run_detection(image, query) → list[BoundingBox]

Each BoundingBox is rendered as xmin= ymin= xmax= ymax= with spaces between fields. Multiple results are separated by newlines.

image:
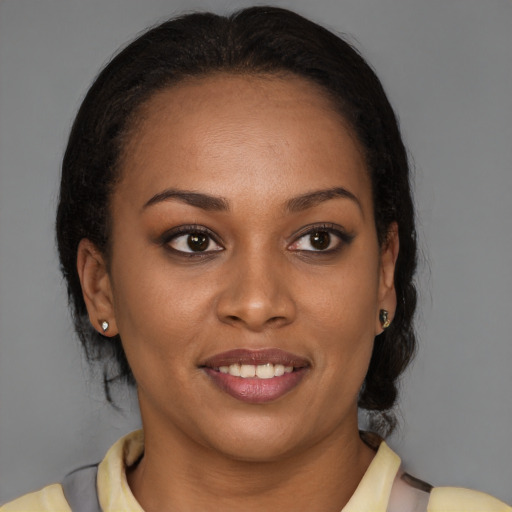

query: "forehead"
xmin=136 ymin=72 xmax=340 ymax=127
xmin=117 ymin=73 xmax=371 ymax=211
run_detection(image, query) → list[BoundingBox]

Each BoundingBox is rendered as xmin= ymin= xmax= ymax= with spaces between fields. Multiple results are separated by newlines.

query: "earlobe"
xmin=76 ymin=239 xmax=118 ymax=336
xmin=376 ymin=223 xmax=399 ymax=333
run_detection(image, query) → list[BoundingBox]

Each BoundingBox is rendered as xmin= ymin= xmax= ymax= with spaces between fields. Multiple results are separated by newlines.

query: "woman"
xmin=2 ymin=6 xmax=510 ymax=511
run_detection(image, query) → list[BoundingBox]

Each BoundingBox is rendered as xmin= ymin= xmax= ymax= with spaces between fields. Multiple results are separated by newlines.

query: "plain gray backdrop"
xmin=0 ymin=0 xmax=511 ymax=505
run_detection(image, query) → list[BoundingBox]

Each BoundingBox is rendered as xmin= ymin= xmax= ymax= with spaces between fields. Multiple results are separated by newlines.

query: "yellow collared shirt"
xmin=2 ymin=430 xmax=510 ymax=511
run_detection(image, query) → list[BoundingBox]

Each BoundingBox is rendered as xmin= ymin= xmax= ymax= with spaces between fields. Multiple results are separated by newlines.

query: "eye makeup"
xmin=154 ymin=220 xmax=355 ymax=265
xmin=288 ymin=222 xmax=355 ymax=255
xmin=157 ymin=224 xmax=224 ymax=259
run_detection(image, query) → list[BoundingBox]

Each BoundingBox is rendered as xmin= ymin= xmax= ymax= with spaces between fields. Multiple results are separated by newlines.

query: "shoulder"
xmin=0 ymin=483 xmax=71 ymax=512
xmin=428 ymin=486 xmax=512 ymax=512
xmin=0 ymin=430 xmax=144 ymax=512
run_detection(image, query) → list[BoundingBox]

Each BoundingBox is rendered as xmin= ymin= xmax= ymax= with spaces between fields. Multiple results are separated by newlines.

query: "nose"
xmin=215 ymin=251 xmax=296 ymax=332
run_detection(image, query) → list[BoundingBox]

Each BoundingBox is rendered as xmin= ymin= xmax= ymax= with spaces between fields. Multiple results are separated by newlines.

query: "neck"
xmin=128 ymin=413 xmax=375 ymax=512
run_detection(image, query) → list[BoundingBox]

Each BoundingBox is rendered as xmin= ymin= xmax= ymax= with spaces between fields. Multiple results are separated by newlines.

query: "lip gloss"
xmin=201 ymin=348 xmax=310 ymax=404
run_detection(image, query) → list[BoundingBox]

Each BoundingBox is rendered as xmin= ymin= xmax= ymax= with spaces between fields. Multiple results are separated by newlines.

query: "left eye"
xmin=168 ymin=232 xmax=223 ymax=253
xmin=289 ymin=229 xmax=345 ymax=252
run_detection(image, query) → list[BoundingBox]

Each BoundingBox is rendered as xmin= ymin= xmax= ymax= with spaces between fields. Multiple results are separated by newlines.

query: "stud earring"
xmin=100 ymin=320 xmax=109 ymax=333
xmin=379 ymin=309 xmax=391 ymax=329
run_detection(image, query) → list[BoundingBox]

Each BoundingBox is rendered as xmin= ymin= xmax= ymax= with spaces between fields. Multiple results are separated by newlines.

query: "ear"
xmin=376 ymin=222 xmax=399 ymax=334
xmin=76 ymin=239 xmax=118 ymax=336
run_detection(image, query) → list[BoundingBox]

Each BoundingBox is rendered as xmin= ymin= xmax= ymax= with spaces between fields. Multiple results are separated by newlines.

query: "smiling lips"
xmin=220 ymin=363 xmax=294 ymax=378
xmin=201 ymin=349 xmax=309 ymax=404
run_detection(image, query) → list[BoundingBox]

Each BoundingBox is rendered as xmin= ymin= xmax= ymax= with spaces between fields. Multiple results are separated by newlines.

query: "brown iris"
xmin=187 ymin=233 xmax=209 ymax=251
xmin=310 ymin=231 xmax=331 ymax=250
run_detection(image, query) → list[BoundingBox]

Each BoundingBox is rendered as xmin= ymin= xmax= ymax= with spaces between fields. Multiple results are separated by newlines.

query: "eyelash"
xmin=159 ymin=225 xmax=224 ymax=259
xmin=158 ymin=223 xmax=353 ymax=258
xmin=289 ymin=223 xmax=354 ymax=255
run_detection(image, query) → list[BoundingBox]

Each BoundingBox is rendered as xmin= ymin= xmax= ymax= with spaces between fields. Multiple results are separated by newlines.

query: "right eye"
xmin=163 ymin=227 xmax=224 ymax=255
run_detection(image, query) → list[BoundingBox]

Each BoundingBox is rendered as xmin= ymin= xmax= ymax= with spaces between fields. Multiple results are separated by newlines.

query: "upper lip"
xmin=201 ymin=348 xmax=310 ymax=369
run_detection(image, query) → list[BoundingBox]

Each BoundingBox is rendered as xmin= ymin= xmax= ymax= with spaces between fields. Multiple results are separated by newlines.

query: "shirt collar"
xmin=97 ymin=429 xmax=400 ymax=512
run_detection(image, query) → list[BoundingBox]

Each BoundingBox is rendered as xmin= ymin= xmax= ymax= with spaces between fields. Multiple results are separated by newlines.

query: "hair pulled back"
xmin=56 ymin=6 xmax=417 ymax=434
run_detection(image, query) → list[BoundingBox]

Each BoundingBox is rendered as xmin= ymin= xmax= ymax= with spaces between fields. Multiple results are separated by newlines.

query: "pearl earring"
xmin=100 ymin=320 xmax=109 ymax=333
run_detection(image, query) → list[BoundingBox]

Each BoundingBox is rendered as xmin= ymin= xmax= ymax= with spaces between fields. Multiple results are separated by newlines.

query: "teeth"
xmin=274 ymin=364 xmax=285 ymax=376
xmin=221 ymin=363 xmax=294 ymax=378
xmin=229 ymin=363 xmax=241 ymax=376
xmin=240 ymin=364 xmax=256 ymax=378
xmin=256 ymin=363 xmax=274 ymax=379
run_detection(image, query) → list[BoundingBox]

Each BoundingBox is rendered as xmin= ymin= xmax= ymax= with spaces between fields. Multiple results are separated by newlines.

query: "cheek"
xmin=299 ymin=253 xmax=380 ymax=334
xmin=311 ymin=299 xmax=376 ymax=416
xmin=108 ymin=250 xmax=216 ymax=376
xmin=313 ymin=295 xmax=376 ymax=377
xmin=299 ymin=251 xmax=380 ymax=381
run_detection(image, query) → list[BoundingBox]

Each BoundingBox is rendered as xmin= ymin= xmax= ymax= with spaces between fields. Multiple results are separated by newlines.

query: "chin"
xmin=197 ymin=414 xmax=314 ymax=463
xmin=210 ymin=437 xmax=301 ymax=463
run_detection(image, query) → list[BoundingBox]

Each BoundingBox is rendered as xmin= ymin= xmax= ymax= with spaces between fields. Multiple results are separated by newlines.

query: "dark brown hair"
xmin=56 ymin=6 xmax=417 ymax=434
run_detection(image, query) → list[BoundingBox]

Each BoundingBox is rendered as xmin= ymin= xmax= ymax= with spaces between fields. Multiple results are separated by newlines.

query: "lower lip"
xmin=203 ymin=368 xmax=308 ymax=404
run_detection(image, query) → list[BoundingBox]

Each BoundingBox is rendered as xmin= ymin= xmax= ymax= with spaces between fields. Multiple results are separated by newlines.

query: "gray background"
xmin=1 ymin=0 xmax=511 ymax=505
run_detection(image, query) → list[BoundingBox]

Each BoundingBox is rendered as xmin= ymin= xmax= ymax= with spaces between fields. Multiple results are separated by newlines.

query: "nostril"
xmin=267 ymin=316 xmax=287 ymax=326
xmin=221 ymin=313 xmax=290 ymax=330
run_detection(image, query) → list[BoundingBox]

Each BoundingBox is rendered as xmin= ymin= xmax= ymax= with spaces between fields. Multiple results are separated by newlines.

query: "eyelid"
xmin=158 ymin=224 xmax=224 ymax=255
xmin=288 ymin=223 xmax=354 ymax=252
xmin=156 ymin=223 xmax=352 ymax=256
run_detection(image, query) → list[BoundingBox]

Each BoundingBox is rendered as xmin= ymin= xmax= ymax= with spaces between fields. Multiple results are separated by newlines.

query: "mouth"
xmin=218 ymin=362 xmax=295 ymax=378
xmin=200 ymin=349 xmax=310 ymax=404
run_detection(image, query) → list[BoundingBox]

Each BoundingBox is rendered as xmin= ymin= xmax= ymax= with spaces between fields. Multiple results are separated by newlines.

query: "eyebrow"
xmin=143 ymin=189 xmax=230 ymax=212
xmin=142 ymin=186 xmax=361 ymax=214
xmin=285 ymin=187 xmax=362 ymax=213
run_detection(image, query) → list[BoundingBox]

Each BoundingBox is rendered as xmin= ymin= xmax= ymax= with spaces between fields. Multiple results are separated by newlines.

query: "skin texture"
xmin=77 ymin=74 xmax=399 ymax=512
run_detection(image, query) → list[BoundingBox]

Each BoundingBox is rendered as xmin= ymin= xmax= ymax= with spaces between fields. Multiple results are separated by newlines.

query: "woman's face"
xmin=80 ymin=74 xmax=397 ymax=461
